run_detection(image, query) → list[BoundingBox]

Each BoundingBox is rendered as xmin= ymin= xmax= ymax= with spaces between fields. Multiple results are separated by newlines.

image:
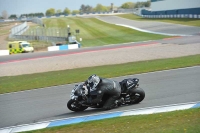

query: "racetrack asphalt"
xmin=1 ymin=35 xmax=200 ymax=63
xmin=97 ymin=16 xmax=200 ymax=35
xmin=0 ymin=66 xmax=200 ymax=128
xmin=1 ymin=17 xmax=200 ymax=77
xmin=0 ymin=36 xmax=200 ymax=77
xmin=0 ymin=16 xmax=200 ymax=129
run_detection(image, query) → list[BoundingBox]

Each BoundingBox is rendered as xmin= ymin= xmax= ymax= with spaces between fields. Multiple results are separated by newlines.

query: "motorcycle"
xmin=67 ymin=78 xmax=145 ymax=112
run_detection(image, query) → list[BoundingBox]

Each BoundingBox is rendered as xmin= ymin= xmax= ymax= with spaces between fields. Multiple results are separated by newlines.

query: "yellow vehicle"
xmin=7 ymin=41 xmax=34 ymax=54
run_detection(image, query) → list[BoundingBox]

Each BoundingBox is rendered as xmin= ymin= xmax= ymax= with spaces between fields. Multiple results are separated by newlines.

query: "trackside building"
xmin=142 ymin=0 xmax=200 ymax=18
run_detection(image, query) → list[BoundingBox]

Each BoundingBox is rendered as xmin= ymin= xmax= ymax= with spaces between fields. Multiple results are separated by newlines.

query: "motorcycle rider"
xmin=83 ymin=74 xmax=124 ymax=110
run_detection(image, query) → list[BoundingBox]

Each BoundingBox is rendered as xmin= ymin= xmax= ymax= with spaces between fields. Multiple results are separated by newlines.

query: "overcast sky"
xmin=0 ymin=0 xmax=147 ymax=15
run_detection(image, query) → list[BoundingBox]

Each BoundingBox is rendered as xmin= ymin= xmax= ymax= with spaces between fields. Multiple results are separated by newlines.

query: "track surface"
xmin=97 ymin=16 xmax=200 ymax=35
xmin=0 ymin=35 xmax=200 ymax=77
xmin=0 ymin=66 xmax=200 ymax=128
xmin=1 ymin=36 xmax=200 ymax=64
xmin=1 ymin=15 xmax=200 ymax=63
xmin=0 ymin=16 xmax=200 ymax=129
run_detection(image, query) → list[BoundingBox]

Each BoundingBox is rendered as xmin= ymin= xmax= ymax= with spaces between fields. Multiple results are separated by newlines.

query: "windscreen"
xmin=21 ymin=44 xmax=31 ymax=47
xmin=74 ymin=84 xmax=83 ymax=96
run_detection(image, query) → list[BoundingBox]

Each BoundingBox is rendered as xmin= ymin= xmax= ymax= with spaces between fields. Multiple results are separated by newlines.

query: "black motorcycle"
xmin=67 ymin=78 xmax=145 ymax=112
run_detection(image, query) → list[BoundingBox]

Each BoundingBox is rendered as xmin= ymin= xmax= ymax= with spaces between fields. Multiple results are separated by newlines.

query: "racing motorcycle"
xmin=67 ymin=78 xmax=145 ymax=112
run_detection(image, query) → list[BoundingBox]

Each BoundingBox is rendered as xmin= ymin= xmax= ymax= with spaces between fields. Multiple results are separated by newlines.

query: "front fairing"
xmin=70 ymin=84 xmax=83 ymax=100
xmin=74 ymin=87 xmax=83 ymax=96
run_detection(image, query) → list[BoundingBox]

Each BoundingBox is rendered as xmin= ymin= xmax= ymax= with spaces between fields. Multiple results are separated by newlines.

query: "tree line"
xmin=1 ymin=11 xmax=45 ymax=19
xmin=1 ymin=1 xmax=150 ymax=19
xmin=121 ymin=1 xmax=150 ymax=9
xmin=45 ymin=1 xmax=150 ymax=16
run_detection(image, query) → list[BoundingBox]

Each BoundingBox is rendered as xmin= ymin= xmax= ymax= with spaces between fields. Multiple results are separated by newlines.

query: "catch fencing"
xmin=31 ymin=17 xmax=44 ymax=26
xmin=10 ymin=12 xmax=199 ymax=44
xmin=10 ymin=21 xmax=29 ymax=35
xmin=12 ymin=35 xmax=67 ymax=42
xmin=9 ymin=18 xmax=68 ymax=42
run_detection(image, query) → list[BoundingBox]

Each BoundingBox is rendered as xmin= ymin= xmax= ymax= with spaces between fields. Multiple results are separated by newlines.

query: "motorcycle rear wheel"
xmin=129 ymin=87 xmax=145 ymax=104
xmin=67 ymin=99 xmax=88 ymax=112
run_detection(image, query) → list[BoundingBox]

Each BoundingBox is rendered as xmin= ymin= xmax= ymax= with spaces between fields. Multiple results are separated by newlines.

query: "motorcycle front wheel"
xmin=129 ymin=87 xmax=145 ymax=104
xmin=67 ymin=99 xmax=88 ymax=112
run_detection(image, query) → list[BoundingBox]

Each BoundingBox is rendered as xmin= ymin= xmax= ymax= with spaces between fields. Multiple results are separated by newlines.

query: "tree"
xmin=95 ymin=4 xmax=104 ymax=12
xmin=79 ymin=4 xmax=93 ymax=13
xmin=45 ymin=8 xmax=55 ymax=16
xmin=20 ymin=12 xmax=44 ymax=18
xmin=94 ymin=4 xmax=109 ymax=12
xmin=121 ymin=2 xmax=135 ymax=9
xmin=134 ymin=1 xmax=151 ymax=8
xmin=2 ymin=10 xmax=8 ymax=19
xmin=80 ymin=4 xmax=85 ymax=13
xmin=144 ymin=1 xmax=151 ymax=7
xmin=63 ymin=7 xmax=71 ymax=15
xmin=9 ymin=14 xmax=17 ymax=19
xmin=72 ymin=10 xmax=79 ymax=14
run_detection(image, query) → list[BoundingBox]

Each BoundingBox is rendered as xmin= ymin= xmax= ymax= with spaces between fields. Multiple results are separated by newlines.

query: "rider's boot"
xmin=115 ymin=97 xmax=125 ymax=106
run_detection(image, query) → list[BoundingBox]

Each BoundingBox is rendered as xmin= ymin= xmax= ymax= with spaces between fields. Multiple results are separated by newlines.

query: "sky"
xmin=0 ymin=0 xmax=147 ymax=16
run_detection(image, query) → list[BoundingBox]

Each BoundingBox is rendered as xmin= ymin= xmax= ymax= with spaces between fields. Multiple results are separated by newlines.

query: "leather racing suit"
xmin=85 ymin=78 xmax=121 ymax=110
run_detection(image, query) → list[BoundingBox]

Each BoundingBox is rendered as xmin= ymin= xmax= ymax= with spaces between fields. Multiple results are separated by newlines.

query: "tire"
xmin=129 ymin=87 xmax=145 ymax=104
xmin=67 ymin=99 xmax=88 ymax=112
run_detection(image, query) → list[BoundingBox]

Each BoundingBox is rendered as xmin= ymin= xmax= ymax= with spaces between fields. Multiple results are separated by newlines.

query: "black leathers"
xmin=88 ymin=78 xmax=121 ymax=110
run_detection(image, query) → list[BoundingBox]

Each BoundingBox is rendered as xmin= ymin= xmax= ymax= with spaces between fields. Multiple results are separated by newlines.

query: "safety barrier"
xmin=11 ymin=35 xmax=67 ymax=42
xmin=0 ymin=44 xmax=80 ymax=56
xmin=142 ymin=14 xmax=200 ymax=19
xmin=48 ymin=44 xmax=81 ymax=51
xmin=11 ymin=22 xmax=28 ymax=35
xmin=0 ymin=50 xmax=9 ymax=56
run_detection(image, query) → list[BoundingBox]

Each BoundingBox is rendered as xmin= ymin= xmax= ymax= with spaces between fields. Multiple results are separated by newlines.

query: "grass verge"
xmin=24 ymin=108 xmax=200 ymax=133
xmin=41 ymin=17 xmax=168 ymax=47
xmin=0 ymin=54 xmax=200 ymax=94
xmin=117 ymin=14 xmax=200 ymax=27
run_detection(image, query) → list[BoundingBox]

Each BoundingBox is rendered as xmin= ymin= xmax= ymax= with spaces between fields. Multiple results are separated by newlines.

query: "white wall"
xmin=0 ymin=50 xmax=9 ymax=56
xmin=151 ymin=0 xmax=200 ymax=11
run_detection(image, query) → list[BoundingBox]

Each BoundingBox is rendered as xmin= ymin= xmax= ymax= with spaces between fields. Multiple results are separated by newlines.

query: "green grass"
xmin=0 ymin=29 xmax=9 ymax=35
xmin=0 ymin=23 xmax=13 ymax=36
xmin=40 ymin=17 xmax=168 ymax=47
xmin=0 ymin=54 xmax=200 ymax=94
xmin=24 ymin=108 xmax=200 ymax=133
xmin=117 ymin=14 xmax=200 ymax=27
xmin=29 ymin=40 xmax=52 ymax=50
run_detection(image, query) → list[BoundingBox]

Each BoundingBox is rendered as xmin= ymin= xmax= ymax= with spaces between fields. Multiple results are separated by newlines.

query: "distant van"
xmin=7 ymin=41 xmax=34 ymax=54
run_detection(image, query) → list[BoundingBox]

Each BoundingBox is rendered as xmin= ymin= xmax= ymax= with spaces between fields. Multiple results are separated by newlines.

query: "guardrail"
xmin=142 ymin=14 xmax=200 ymax=19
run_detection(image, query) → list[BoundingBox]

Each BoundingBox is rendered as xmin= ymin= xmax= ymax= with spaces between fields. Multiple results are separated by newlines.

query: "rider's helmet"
xmin=87 ymin=74 xmax=100 ymax=88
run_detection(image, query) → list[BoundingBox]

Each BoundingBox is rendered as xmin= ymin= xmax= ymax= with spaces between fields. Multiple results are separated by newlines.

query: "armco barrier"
xmin=0 ymin=50 xmax=9 ymax=56
xmin=48 ymin=44 xmax=80 ymax=51
xmin=143 ymin=14 xmax=200 ymax=19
